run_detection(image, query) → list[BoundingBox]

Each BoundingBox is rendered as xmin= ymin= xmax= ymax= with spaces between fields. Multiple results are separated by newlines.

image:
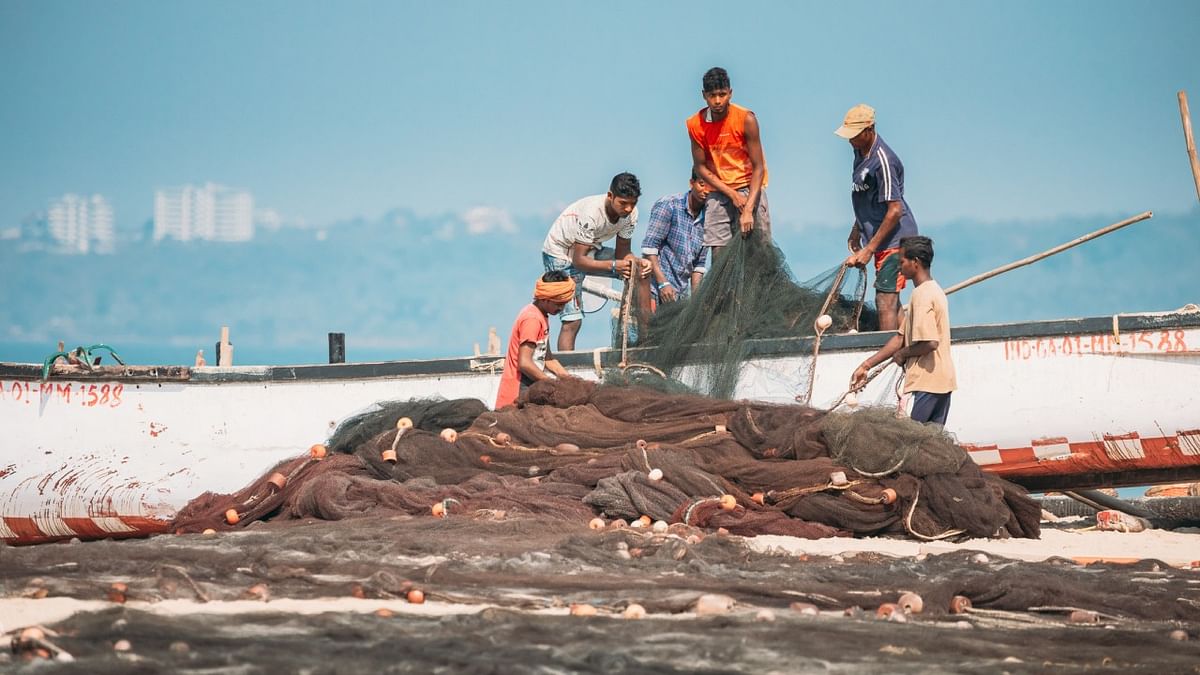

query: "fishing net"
xmin=170 ymin=379 xmax=1040 ymax=543
xmin=620 ymin=229 xmax=877 ymax=399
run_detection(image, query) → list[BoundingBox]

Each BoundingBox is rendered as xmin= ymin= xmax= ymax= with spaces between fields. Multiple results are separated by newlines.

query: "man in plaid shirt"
xmin=641 ymin=170 xmax=711 ymax=304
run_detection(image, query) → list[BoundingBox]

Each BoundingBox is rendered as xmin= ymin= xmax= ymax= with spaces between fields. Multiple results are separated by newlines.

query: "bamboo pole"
xmin=1180 ymin=91 xmax=1200 ymax=203
xmin=944 ymin=211 xmax=1153 ymax=296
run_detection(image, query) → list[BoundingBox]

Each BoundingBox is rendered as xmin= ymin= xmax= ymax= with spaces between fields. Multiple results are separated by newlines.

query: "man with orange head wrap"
xmin=494 ymin=270 xmax=578 ymax=409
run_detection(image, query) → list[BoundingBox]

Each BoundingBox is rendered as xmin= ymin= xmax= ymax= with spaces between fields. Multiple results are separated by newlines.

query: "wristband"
xmin=660 ymin=281 xmax=672 ymax=288
xmin=610 ymin=260 xmax=616 ymax=275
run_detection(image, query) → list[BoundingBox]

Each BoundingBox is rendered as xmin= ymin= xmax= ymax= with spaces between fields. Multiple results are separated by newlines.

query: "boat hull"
xmin=3 ymin=309 xmax=1199 ymax=544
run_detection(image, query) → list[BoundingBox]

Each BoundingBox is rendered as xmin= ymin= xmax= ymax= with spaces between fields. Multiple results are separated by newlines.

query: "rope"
xmin=795 ymin=264 xmax=852 ymax=405
xmin=902 ymin=484 xmax=966 ymax=541
xmin=619 ymin=268 xmax=636 ymax=367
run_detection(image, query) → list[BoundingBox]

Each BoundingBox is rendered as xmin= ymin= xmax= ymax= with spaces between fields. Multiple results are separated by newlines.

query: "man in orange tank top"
xmin=686 ymin=67 xmax=770 ymax=258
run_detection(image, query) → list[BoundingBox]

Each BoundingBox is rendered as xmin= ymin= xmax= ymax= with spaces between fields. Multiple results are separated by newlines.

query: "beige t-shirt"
xmin=898 ymin=279 xmax=957 ymax=394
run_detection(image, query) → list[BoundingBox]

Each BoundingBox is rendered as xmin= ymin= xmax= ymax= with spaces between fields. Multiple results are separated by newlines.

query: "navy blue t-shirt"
xmin=851 ymin=136 xmax=918 ymax=250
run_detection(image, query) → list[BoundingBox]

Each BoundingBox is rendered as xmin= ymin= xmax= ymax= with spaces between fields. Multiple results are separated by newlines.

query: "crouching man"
xmin=494 ymin=271 xmax=577 ymax=409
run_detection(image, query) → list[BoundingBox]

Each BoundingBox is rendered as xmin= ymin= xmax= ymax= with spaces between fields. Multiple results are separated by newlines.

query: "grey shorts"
xmin=703 ymin=188 xmax=771 ymax=247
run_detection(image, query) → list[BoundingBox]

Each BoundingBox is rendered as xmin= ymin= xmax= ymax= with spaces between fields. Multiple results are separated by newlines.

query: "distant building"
xmin=153 ymin=183 xmax=255 ymax=242
xmin=46 ymin=193 xmax=115 ymax=254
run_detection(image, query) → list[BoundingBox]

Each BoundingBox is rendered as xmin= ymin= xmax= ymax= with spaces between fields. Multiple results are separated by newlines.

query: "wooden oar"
xmin=944 ymin=211 xmax=1153 ymax=296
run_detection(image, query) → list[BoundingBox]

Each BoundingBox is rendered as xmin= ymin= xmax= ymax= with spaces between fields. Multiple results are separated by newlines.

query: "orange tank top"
xmin=686 ymin=103 xmax=768 ymax=191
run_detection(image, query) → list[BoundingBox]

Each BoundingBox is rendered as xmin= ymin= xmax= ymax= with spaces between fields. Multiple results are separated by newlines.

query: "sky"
xmin=2 ymin=1 xmax=1200 ymax=365
xmin=3 ymin=0 xmax=1200 ymax=234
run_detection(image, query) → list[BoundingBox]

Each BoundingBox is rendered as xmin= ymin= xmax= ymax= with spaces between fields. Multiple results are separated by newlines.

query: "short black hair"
xmin=609 ymin=172 xmax=641 ymax=199
xmin=703 ymin=67 xmax=730 ymax=93
xmin=541 ymin=269 xmax=570 ymax=283
xmin=900 ymin=235 xmax=934 ymax=269
xmin=690 ymin=166 xmax=701 ymax=182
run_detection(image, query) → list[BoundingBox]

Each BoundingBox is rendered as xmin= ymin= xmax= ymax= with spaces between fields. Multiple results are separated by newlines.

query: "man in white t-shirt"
xmin=541 ymin=172 xmax=652 ymax=351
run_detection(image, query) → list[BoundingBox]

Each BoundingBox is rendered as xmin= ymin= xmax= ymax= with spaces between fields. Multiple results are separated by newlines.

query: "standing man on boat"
xmin=542 ymin=172 xmax=652 ymax=351
xmin=836 ymin=103 xmax=919 ymax=332
xmin=687 ymin=67 xmax=770 ymax=258
xmin=850 ymin=236 xmax=956 ymax=425
xmin=641 ymin=169 xmax=711 ymax=306
xmin=494 ymin=271 xmax=577 ymax=409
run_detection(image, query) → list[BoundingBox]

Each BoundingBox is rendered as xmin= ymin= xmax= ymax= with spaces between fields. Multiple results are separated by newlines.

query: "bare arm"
xmin=738 ymin=112 xmax=767 ymax=234
xmin=848 ymin=201 xmax=902 ymax=266
xmin=517 ymin=343 xmax=551 ymax=382
xmin=690 ymin=270 xmax=704 ymax=295
xmin=570 ymin=241 xmax=639 ymax=279
xmin=849 ymin=333 xmax=903 ymax=389
xmin=691 ymin=138 xmax=737 ymax=202
xmin=542 ymin=342 xmax=572 ymax=379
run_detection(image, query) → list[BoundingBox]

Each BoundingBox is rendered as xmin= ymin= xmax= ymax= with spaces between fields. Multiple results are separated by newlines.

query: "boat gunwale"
xmin=1 ymin=309 xmax=1197 ymax=384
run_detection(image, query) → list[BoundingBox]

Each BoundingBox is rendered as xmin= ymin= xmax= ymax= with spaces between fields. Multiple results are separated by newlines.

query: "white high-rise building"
xmin=47 ymin=194 xmax=114 ymax=254
xmin=153 ymin=183 xmax=255 ymax=242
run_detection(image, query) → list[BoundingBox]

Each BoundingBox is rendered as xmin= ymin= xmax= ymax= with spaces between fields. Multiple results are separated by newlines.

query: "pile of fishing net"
xmin=172 ymin=379 xmax=1040 ymax=542
xmin=623 ymin=229 xmax=876 ymax=398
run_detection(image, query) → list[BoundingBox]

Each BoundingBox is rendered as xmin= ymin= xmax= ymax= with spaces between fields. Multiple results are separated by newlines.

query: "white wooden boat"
xmin=3 ymin=307 xmax=1199 ymax=545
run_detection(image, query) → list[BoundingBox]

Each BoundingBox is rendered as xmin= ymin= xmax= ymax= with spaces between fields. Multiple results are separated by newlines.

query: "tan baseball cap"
xmin=834 ymin=104 xmax=876 ymax=139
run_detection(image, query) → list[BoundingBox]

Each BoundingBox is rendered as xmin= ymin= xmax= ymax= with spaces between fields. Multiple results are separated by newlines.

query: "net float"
xmin=652 ymin=520 xmax=668 ymax=533
xmin=623 ymin=603 xmax=646 ymax=619
xmin=898 ymin=592 xmax=923 ymax=614
xmin=267 ymin=472 xmax=288 ymax=490
xmin=113 ymin=639 xmax=132 ymax=652
xmin=751 ymin=492 xmax=765 ymax=505
xmin=647 ymin=468 xmax=663 ymax=481
xmin=380 ymin=449 xmax=398 ymax=463
xmin=588 ymin=517 xmax=605 ymax=530
xmin=715 ymin=424 xmax=727 ymax=433
xmin=431 ymin=502 xmax=445 ymax=518
xmin=843 ymin=392 xmax=859 ymax=408
xmin=555 ymin=442 xmax=580 ymax=452
xmin=479 ymin=454 xmax=491 ymax=464
xmin=719 ymin=494 xmax=737 ymax=510
xmin=494 ymin=432 xmax=510 ymax=445
xmin=950 ymin=595 xmax=972 ymax=614
xmin=396 ymin=417 xmax=413 ymax=431
xmin=876 ymin=602 xmax=899 ymax=619
xmin=609 ymin=518 xmax=628 ymax=529
xmin=224 ymin=508 xmax=240 ymax=525
xmin=202 ymin=528 xmax=217 ymax=535
xmin=244 ymin=583 xmax=269 ymax=601
xmin=1069 ymin=610 xmax=1100 ymax=624
xmin=881 ymin=488 xmax=898 ymax=505
xmin=1169 ymin=629 xmax=1189 ymax=641
xmin=636 ymin=439 xmax=647 ymax=450
xmin=309 ymin=444 xmax=327 ymax=460
xmin=440 ymin=428 xmax=458 ymax=443
xmin=406 ymin=589 xmax=425 ymax=604
xmin=830 ymin=471 xmax=849 ymax=487
xmin=569 ymin=603 xmax=597 ymax=617
xmin=374 ymin=607 xmax=395 ymax=618
xmin=108 ymin=582 xmax=128 ymax=604
xmin=815 ymin=314 xmax=833 ymax=331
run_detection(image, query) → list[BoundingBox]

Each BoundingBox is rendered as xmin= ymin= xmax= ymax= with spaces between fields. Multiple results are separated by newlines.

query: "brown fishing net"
xmin=171 ymin=379 xmax=1040 ymax=543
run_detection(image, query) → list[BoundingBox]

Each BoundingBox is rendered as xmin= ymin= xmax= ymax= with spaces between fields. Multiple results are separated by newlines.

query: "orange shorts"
xmin=874 ymin=248 xmax=906 ymax=292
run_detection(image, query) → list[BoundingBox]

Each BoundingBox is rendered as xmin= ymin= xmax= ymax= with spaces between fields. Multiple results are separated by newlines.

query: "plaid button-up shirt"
xmin=640 ymin=192 xmax=707 ymax=298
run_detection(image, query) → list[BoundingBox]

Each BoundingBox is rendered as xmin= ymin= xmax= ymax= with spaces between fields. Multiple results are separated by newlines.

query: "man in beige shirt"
xmin=850 ymin=236 xmax=956 ymax=425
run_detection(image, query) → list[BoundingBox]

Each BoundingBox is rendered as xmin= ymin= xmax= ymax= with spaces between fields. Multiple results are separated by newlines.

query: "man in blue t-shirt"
xmin=835 ymin=104 xmax=919 ymax=331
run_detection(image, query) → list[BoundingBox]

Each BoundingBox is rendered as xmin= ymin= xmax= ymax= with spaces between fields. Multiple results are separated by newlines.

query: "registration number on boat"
xmin=0 ymin=380 xmax=124 ymax=408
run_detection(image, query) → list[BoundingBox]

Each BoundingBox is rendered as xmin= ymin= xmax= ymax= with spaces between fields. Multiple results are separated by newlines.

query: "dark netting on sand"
xmin=171 ymin=379 xmax=1040 ymax=543
xmin=620 ymin=229 xmax=877 ymax=399
xmin=4 ymin=516 xmax=1198 ymax=672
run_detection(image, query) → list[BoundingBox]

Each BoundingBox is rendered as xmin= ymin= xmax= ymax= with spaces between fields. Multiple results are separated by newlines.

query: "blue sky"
xmin=3 ymin=0 xmax=1199 ymax=231
xmin=2 ymin=1 xmax=1200 ymax=363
